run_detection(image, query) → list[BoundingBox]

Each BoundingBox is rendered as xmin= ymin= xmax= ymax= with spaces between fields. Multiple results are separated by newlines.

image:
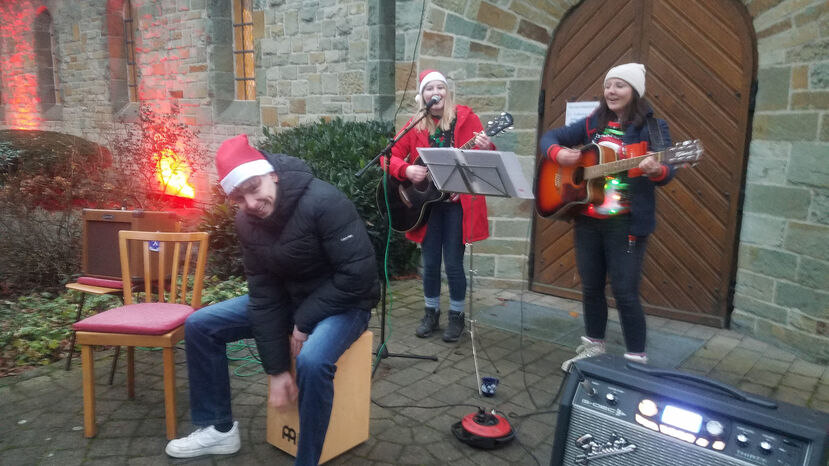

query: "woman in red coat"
xmin=384 ymin=69 xmax=492 ymax=342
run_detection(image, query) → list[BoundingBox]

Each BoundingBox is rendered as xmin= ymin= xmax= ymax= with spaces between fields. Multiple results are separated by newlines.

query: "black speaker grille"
xmin=563 ymin=405 xmax=769 ymax=466
xmin=85 ymin=221 xmax=130 ymax=278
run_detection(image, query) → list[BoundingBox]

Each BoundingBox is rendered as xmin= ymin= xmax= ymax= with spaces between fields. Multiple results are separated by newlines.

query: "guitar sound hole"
xmin=413 ymin=180 xmax=430 ymax=192
xmin=573 ymin=167 xmax=584 ymax=185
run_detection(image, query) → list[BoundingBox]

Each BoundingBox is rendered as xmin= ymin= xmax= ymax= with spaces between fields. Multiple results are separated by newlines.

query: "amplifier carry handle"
xmin=627 ymin=363 xmax=778 ymax=409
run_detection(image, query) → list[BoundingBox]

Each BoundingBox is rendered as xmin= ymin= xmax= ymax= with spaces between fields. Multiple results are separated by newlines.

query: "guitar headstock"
xmin=664 ymin=140 xmax=704 ymax=166
xmin=485 ymin=112 xmax=514 ymax=138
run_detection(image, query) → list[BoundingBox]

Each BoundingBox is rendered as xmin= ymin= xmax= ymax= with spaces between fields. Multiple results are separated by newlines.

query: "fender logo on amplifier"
xmin=574 ymin=432 xmax=636 ymax=465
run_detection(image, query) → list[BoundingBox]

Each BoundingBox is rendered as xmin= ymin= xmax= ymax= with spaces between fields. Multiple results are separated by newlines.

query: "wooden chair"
xmin=65 ymin=220 xmax=181 ymax=373
xmin=73 ymin=230 xmax=209 ymax=440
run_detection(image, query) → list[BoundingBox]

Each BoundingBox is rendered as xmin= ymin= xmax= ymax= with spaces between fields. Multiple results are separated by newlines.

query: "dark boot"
xmin=443 ymin=311 xmax=465 ymax=342
xmin=415 ymin=307 xmax=440 ymax=338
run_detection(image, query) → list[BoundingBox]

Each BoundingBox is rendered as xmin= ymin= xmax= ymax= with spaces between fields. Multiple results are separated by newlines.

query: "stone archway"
xmin=530 ymin=0 xmax=756 ymax=327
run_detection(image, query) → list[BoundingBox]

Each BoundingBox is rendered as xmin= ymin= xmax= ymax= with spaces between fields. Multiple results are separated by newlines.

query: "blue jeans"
xmin=421 ymin=202 xmax=466 ymax=307
xmin=184 ymin=295 xmax=369 ymax=465
xmin=573 ymin=215 xmax=648 ymax=353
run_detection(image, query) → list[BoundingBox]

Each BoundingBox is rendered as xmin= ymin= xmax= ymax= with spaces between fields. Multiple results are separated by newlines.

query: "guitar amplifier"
xmin=551 ymin=354 xmax=829 ymax=466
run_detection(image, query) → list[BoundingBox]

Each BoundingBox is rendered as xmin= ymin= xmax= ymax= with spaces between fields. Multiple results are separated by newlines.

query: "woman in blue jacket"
xmin=539 ymin=63 xmax=676 ymax=372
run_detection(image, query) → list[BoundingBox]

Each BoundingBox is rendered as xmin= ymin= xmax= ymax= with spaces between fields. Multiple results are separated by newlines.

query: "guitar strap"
xmin=646 ymin=117 xmax=668 ymax=152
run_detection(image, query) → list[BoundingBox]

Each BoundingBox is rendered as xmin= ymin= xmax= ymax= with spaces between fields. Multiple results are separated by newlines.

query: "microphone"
xmin=424 ymin=95 xmax=441 ymax=110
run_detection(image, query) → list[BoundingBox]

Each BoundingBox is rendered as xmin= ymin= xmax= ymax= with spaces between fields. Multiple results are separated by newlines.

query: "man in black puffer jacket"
xmin=165 ymin=134 xmax=379 ymax=465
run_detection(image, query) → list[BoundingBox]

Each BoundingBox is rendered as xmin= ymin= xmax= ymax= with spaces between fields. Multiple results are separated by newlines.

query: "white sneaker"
xmin=624 ymin=352 xmax=648 ymax=364
xmin=561 ymin=336 xmax=606 ymax=372
xmin=165 ymin=421 xmax=241 ymax=458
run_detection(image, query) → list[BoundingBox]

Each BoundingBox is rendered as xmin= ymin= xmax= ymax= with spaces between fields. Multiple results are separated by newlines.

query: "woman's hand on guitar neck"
xmin=473 ymin=132 xmax=492 ymax=149
xmin=556 ymin=147 xmax=581 ymax=166
xmin=406 ymin=164 xmax=428 ymax=183
xmin=639 ymin=155 xmax=663 ymax=177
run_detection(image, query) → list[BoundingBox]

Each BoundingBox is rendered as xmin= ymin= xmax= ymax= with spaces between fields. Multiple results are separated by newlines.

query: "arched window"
xmin=0 ymin=35 xmax=4 ymax=123
xmin=34 ymin=7 xmax=60 ymax=111
xmin=124 ymin=0 xmax=138 ymax=102
xmin=207 ymin=0 xmax=259 ymax=125
xmin=232 ymin=0 xmax=255 ymax=100
xmin=0 ymin=35 xmax=4 ymax=107
xmin=106 ymin=0 xmax=139 ymax=117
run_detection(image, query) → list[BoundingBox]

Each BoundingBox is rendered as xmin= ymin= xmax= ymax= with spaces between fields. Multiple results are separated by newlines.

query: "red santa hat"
xmin=415 ymin=69 xmax=447 ymax=104
xmin=215 ymin=134 xmax=274 ymax=194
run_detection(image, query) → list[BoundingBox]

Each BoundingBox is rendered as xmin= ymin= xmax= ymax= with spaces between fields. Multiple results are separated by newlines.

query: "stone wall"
xmin=0 ymin=0 xmax=395 ymax=145
xmin=731 ymin=0 xmax=829 ymax=362
xmin=0 ymin=0 xmax=395 ymax=199
xmin=394 ymin=0 xmax=561 ymax=288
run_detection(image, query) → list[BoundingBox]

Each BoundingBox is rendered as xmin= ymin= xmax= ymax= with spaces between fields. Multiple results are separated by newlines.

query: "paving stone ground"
xmin=1 ymin=279 xmax=827 ymax=465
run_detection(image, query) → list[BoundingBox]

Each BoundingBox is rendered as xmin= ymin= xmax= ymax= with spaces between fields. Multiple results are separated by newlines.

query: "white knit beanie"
xmin=605 ymin=63 xmax=646 ymax=97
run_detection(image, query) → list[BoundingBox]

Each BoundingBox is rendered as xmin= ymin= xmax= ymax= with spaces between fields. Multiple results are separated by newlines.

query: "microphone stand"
xmin=357 ymin=98 xmax=440 ymax=177
xmin=356 ymin=107 xmax=439 ymax=377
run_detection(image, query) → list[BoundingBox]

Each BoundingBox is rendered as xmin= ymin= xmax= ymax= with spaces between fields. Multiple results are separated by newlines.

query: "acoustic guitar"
xmin=378 ymin=112 xmax=513 ymax=232
xmin=534 ymin=140 xmax=703 ymax=220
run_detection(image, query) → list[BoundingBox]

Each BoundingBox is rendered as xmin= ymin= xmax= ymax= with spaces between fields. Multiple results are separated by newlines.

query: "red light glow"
xmin=0 ymin=2 xmax=42 ymax=130
xmin=156 ymin=148 xmax=195 ymax=199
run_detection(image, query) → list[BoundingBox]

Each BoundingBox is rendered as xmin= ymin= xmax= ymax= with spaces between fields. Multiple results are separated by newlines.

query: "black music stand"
xmin=417 ymin=147 xmax=533 ymax=394
xmin=416 ymin=148 xmax=534 ymax=200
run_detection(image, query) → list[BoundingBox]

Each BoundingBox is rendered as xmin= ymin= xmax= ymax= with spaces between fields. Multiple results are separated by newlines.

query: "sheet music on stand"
xmin=416 ymin=147 xmax=534 ymax=199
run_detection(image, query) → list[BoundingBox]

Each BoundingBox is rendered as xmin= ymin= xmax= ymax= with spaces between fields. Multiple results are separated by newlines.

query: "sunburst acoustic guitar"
xmin=534 ymin=140 xmax=703 ymax=221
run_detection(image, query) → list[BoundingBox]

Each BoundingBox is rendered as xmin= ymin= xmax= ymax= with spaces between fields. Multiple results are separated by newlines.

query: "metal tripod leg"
xmin=468 ymin=242 xmax=483 ymax=396
xmin=372 ymin=281 xmax=438 ymax=378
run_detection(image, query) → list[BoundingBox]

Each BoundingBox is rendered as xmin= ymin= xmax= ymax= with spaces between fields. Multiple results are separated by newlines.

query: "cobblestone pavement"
xmin=1 ymin=279 xmax=827 ymax=465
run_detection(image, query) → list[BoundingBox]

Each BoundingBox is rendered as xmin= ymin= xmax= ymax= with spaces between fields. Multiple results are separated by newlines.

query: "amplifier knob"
xmin=759 ymin=441 xmax=773 ymax=455
xmin=605 ymin=393 xmax=618 ymax=405
xmin=638 ymin=399 xmax=658 ymax=417
xmin=736 ymin=433 xmax=750 ymax=447
xmin=705 ymin=420 xmax=724 ymax=437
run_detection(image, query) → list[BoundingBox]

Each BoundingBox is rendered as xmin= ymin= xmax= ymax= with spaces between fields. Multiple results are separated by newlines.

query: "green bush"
xmin=105 ymin=103 xmax=210 ymax=210
xmin=0 ymin=290 xmax=119 ymax=375
xmin=0 ymin=107 xmax=210 ymax=297
xmin=0 ymin=131 xmax=114 ymax=297
xmin=0 ymin=277 xmax=247 ymax=376
xmin=198 ymin=185 xmax=245 ymax=279
xmin=0 ymin=130 xmax=115 ymax=210
xmin=260 ymin=118 xmax=419 ymax=278
xmin=200 ymin=276 xmax=248 ymax=305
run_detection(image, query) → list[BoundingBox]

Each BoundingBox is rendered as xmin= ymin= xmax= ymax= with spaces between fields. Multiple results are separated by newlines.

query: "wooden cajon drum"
xmin=266 ymin=330 xmax=372 ymax=464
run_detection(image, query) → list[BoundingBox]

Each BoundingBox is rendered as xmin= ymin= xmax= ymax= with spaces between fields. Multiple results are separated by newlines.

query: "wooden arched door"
xmin=530 ymin=0 xmax=756 ymax=327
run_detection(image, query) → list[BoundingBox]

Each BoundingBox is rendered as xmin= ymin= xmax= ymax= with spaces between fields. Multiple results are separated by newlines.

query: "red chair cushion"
xmin=76 ymin=276 xmax=125 ymax=289
xmin=73 ymin=303 xmax=194 ymax=335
